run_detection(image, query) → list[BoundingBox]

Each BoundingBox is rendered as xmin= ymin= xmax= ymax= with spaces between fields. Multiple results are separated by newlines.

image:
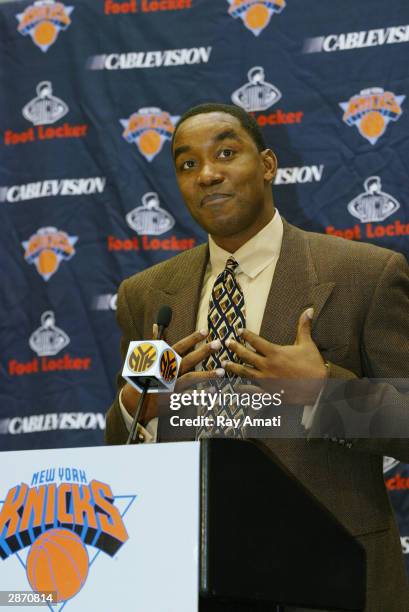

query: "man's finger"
xmin=175 ymin=369 xmax=225 ymax=392
xmin=222 ymin=361 xmax=260 ymax=379
xmin=225 ymin=338 xmax=264 ymax=369
xmin=295 ymin=308 xmax=314 ymax=345
xmin=173 ymin=329 xmax=208 ymax=356
xmin=239 ymin=329 xmax=276 ymax=355
xmin=179 ymin=339 xmax=221 ymax=375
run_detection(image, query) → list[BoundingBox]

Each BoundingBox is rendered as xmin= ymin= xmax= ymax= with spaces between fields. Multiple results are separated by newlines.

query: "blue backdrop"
xmin=0 ymin=0 xmax=408 ymax=574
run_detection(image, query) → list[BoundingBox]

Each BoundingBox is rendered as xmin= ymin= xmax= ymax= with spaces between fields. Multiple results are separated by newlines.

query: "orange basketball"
xmin=26 ymin=529 xmax=89 ymax=603
xmin=36 ymin=249 xmax=58 ymax=277
xmin=360 ymin=111 xmax=385 ymax=139
xmin=33 ymin=21 xmax=57 ymax=48
xmin=139 ymin=130 xmax=161 ymax=156
xmin=245 ymin=4 xmax=269 ymax=30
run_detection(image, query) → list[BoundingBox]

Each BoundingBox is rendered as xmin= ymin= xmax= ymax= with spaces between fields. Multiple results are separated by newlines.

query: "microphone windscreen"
xmin=157 ymin=305 xmax=172 ymax=328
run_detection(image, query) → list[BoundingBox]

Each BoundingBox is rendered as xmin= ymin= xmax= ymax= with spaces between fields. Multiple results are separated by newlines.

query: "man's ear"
xmin=261 ymin=149 xmax=277 ymax=182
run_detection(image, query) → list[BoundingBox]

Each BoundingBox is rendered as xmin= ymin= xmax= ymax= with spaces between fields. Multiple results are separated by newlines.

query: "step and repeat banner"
xmin=0 ymin=0 xmax=408 ymax=573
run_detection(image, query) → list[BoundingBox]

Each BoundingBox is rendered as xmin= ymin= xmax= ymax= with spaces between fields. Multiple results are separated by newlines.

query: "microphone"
xmin=125 ymin=306 xmax=180 ymax=444
xmin=157 ymin=305 xmax=172 ymax=339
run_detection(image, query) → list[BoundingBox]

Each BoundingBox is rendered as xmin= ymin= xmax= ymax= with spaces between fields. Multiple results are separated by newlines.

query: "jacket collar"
xmin=147 ymin=219 xmax=334 ymax=346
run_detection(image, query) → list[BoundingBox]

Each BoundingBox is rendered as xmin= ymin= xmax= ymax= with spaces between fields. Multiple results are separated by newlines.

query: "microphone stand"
xmin=125 ymin=319 xmax=168 ymax=445
xmin=126 ymin=381 xmax=151 ymax=445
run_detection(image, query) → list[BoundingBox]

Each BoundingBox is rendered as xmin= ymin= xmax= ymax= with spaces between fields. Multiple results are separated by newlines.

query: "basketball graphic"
xmin=359 ymin=111 xmax=385 ymax=140
xmin=16 ymin=1 xmax=74 ymax=53
xmin=22 ymin=227 xmax=78 ymax=281
xmin=120 ymin=107 xmax=179 ymax=162
xmin=26 ymin=528 xmax=89 ymax=602
xmin=339 ymin=88 xmax=405 ymax=145
xmin=245 ymin=4 xmax=269 ymax=31
xmin=227 ymin=0 xmax=286 ymax=36
xmin=139 ymin=130 xmax=162 ymax=158
xmin=37 ymin=249 xmax=58 ymax=279
xmin=32 ymin=21 xmax=58 ymax=49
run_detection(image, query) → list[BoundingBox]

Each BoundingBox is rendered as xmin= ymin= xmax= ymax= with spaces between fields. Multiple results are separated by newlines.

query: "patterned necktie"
xmin=199 ymin=257 xmax=246 ymax=438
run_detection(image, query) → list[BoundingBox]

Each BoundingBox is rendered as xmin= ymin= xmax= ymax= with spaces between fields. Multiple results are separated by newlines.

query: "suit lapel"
xmin=259 ymin=220 xmax=334 ymax=345
xmin=146 ymin=220 xmax=335 ymax=347
xmin=145 ymin=244 xmax=209 ymax=345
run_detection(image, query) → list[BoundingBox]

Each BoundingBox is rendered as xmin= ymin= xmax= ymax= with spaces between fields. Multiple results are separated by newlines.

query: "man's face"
xmin=172 ymin=112 xmax=276 ymax=239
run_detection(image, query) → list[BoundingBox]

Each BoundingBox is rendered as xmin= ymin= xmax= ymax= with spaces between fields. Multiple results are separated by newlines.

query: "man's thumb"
xmin=296 ymin=308 xmax=314 ymax=344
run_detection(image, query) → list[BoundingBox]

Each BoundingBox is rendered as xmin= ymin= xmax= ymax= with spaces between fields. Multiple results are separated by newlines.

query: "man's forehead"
xmin=173 ymin=112 xmax=248 ymax=147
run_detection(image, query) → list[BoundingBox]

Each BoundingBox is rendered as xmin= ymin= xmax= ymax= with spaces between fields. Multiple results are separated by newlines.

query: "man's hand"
xmin=120 ymin=328 xmax=224 ymax=422
xmin=173 ymin=330 xmax=224 ymax=391
xmin=222 ymin=308 xmax=328 ymax=404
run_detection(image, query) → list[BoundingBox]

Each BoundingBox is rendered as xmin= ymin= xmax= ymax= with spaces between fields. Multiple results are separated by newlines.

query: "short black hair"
xmin=172 ymin=102 xmax=266 ymax=153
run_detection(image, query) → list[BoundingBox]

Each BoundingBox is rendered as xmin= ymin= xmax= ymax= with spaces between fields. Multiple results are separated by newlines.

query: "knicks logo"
xmin=227 ymin=0 xmax=286 ymax=36
xmin=0 ymin=470 xmax=135 ymax=605
xmin=339 ymin=87 xmax=405 ymax=145
xmin=128 ymin=343 xmax=157 ymax=372
xmin=16 ymin=1 xmax=74 ymax=53
xmin=120 ymin=107 xmax=179 ymax=162
xmin=160 ymin=349 xmax=177 ymax=383
xmin=22 ymin=227 xmax=78 ymax=281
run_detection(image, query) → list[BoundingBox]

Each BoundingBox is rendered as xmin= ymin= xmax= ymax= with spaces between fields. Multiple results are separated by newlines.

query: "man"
xmin=106 ymin=103 xmax=409 ymax=611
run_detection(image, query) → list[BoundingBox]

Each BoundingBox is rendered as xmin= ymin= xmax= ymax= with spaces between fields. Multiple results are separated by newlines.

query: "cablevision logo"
xmin=16 ymin=1 xmax=74 ymax=52
xmin=226 ymin=0 xmax=286 ymax=37
xmin=0 ymin=413 xmax=105 ymax=435
xmin=86 ymin=46 xmax=211 ymax=70
xmin=303 ymin=24 xmax=409 ymax=54
xmin=0 ymin=467 xmax=135 ymax=608
xmin=0 ymin=178 xmax=105 ymax=203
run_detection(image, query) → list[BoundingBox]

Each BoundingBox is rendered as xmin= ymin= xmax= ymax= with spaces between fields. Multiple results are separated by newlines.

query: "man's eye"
xmin=181 ymin=160 xmax=195 ymax=170
xmin=218 ymin=149 xmax=234 ymax=159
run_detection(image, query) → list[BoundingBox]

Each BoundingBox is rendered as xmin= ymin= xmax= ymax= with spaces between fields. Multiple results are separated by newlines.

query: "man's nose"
xmin=197 ymin=162 xmax=223 ymax=187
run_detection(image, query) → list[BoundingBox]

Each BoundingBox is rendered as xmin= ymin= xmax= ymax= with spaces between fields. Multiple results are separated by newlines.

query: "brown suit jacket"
xmin=106 ymin=220 xmax=409 ymax=611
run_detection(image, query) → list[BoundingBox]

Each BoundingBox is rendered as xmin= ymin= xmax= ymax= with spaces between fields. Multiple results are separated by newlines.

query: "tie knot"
xmin=225 ymin=257 xmax=239 ymax=273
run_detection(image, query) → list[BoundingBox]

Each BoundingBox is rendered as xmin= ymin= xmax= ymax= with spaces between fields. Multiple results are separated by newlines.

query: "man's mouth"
xmin=201 ymin=193 xmax=233 ymax=207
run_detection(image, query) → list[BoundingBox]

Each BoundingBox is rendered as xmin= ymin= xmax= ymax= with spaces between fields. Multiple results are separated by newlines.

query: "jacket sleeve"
xmin=309 ymin=252 xmax=409 ymax=463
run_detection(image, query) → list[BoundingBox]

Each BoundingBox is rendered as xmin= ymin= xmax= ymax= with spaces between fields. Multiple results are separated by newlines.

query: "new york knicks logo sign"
xmin=22 ymin=227 xmax=78 ymax=281
xmin=120 ymin=107 xmax=179 ymax=162
xmin=160 ymin=349 xmax=177 ymax=383
xmin=0 ymin=466 xmax=135 ymax=609
xmin=339 ymin=87 xmax=405 ymax=145
xmin=128 ymin=343 xmax=157 ymax=372
xmin=226 ymin=0 xmax=286 ymax=36
xmin=16 ymin=1 xmax=74 ymax=53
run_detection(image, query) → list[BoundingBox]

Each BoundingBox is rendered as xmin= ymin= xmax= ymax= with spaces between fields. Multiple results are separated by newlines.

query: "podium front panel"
xmin=0 ymin=442 xmax=200 ymax=612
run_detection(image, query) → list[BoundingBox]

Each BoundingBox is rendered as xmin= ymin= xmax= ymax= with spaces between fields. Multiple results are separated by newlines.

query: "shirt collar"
xmin=208 ymin=210 xmax=283 ymax=279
